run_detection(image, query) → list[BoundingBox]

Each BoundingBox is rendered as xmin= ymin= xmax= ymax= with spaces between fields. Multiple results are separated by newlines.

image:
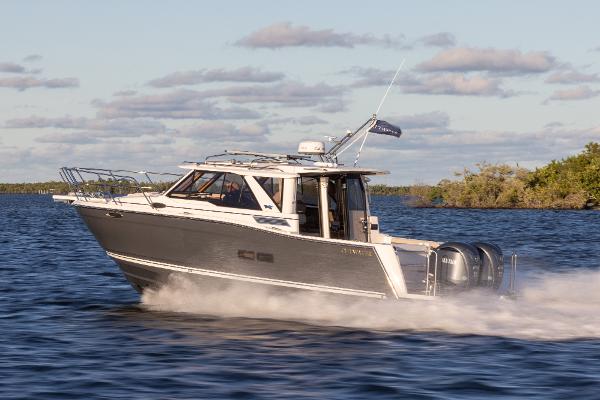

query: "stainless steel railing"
xmin=59 ymin=167 xmax=182 ymax=207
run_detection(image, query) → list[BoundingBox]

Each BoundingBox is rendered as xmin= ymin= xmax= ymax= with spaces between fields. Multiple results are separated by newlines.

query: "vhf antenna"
xmin=375 ymin=59 xmax=405 ymax=116
xmin=353 ymin=59 xmax=405 ymax=166
xmin=324 ymin=59 xmax=406 ymax=164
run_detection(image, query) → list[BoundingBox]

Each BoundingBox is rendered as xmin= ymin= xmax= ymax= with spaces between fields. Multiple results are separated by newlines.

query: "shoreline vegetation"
xmin=373 ymin=142 xmax=600 ymax=209
xmin=1 ymin=142 xmax=598 ymax=210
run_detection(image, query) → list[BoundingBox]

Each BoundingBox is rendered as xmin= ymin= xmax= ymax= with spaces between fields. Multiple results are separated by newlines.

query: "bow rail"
xmin=59 ymin=167 xmax=182 ymax=206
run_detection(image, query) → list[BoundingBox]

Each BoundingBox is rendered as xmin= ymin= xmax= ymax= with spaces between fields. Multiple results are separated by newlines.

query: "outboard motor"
xmin=431 ymin=242 xmax=481 ymax=292
xmin=472 ymin=242 xmax=504 ymax=289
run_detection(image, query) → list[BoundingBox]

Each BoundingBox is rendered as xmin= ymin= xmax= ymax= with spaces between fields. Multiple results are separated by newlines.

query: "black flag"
xmin=368 ymin=120 xmax=402 ymax=138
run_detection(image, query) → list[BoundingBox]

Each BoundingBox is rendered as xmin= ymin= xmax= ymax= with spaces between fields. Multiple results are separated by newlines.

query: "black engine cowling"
xmin=472 ymin=242 xmax=504 ymax=289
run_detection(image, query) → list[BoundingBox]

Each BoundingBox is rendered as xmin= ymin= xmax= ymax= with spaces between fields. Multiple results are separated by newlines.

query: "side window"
xmin=199 ymin=173 xmax=225 ymax=194
xmin=256 ymin=177 xmax=284 ymax=210
xmin=168 ymin=171 xmax=260 ymax=210
xmin=220 ymin=173 xmax=260 ymax=210
xmin=168 ymin=171 xmax=222 ymax=199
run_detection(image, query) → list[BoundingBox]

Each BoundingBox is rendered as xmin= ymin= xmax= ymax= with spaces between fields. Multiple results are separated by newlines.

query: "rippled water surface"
xmin=2 ymin=195 xmax=600 ymax=399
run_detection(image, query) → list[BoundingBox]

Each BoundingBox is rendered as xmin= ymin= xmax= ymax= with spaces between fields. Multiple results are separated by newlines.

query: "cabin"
xmin=165 ymin=154 xmax=388 ymax=244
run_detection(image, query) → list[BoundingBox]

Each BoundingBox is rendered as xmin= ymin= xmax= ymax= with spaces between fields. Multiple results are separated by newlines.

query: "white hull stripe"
xmin=107 ymin=251 xmax=387 ymax=299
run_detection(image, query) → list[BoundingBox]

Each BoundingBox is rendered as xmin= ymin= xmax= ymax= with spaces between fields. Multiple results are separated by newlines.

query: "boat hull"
xmin=76 ymin=206 xmax=396 ymax=299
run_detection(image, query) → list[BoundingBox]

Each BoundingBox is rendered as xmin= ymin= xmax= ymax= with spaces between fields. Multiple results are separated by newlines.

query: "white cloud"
xmin=179 ymin=121 xmax=269 ymax=142
xmin=267 ymin=116 xmax=327 ymax=126
xmin=113 ymin=89 xmax=138 ymax=97
xmin=545 ymin=69 xmax=600 ymax=84
xmin=22 ymin=54 xmax=43 ymax=63
xmin=6 ymin=116 xmax=167 ymax=136
xmin=199 ymin=81 xmax=346 ymax=107
xmin=236 ymin=22 xmax=404 ymax=49
xmin=544 ymin=121 xmax=564 ymax=129
xmin=94 ymin=90 xmax=261 ymax=120
xmin=148 ymin=67 xmax=285 ymax=88
xmin=0 ymin=76 xmax=78 ymax=91
xmin=418 ymin=32 xmax=456 ymax=48
xmin=345 ymin=68 xmax=511 ymax=97
xmin=36 ymin=132 xmax=102 ymax=144
xmin=0 ymin=62 xmax=27 ymax=73
xmin=417 ymin=47 xmax=556 ymax=74
xmin=544 ymin=86 xmax=600 ymax=103
xmin=23 ymin=54 xmax=43 ymax=62
xmin=6 ymin=115 xmax=88 ymax=129
xmin=389 ymin=111 xmax=450 ymax=130
xmin=315 ymin=99 xmax=348 ymax=113
xmin=6 ymin=116 xmax=169 ymax=145
xmin=400 ymin=73 xmax=512 ymax=97
xmin=343 ymin=67 xmax=399 ymax=87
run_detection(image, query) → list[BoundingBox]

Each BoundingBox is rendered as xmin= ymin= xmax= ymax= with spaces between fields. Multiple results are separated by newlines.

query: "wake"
xmin=141 ymin=269 xmax=600 ymax=340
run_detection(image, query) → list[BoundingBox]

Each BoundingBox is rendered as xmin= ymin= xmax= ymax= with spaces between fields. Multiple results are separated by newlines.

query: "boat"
xmin=54 ymin=114 xmax=517 ymax=301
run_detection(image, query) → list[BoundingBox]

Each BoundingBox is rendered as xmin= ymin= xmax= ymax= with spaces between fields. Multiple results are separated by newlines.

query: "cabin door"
xmin=298 ymin=174 xmax=368 ymax=242
xmin=345 ymin=176 xmax=368 ymax=242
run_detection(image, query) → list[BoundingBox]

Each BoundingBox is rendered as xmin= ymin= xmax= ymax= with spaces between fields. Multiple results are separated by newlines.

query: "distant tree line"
xmin=0 ymin=180 xmax=174 ymax=195
xmin=368 ymin=185 xmax=411 ymax=196
xmin=0 ymin=181 xmax=71 ymax=194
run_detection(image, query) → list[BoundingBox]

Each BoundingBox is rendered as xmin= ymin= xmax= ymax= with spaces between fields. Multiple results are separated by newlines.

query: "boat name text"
xmin=341 ymin=247 xmax=374 ymax=257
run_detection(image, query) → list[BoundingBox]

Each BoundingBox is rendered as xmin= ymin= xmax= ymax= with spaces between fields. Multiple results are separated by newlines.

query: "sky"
xmin=1 ymin=1 xmax=599 ymax=184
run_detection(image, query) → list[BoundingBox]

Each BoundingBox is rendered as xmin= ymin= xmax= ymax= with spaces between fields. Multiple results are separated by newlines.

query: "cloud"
xmin=343 ymin=67 xmax=399 ymax=87
xmin=400 ymin=73 xmax=512 ymax=97
xmin=544 ymin=121 xmax=564 ymax=129
xmin=22 ymin=54 xmax=43 ymax=63
xmin=315 ymin=99 xmax=348 ymax=113
xmin=544 ymin=86 xmax=600 ymax=103
xmin=0 ymin=62 xmax=27 ymax=73
xmin=545 ymin=69 xmax=600 ymax=84
xmin=0 ymin=141 xmax=185 ymax=182
xmin=389 ymin=111 xmax=450 ymax=130
xmin=417 ymin=47 xmax=556 ymax=74
xmin=236 ymin=22 xmax=404 ymax=49
xmin=0 ymin=61 xmax=42 ymax=74
xmin=113 ymin=89 xmax=138 ymax=97
xmin=0 ymin=76 xmax=79 ymax=91
xmin=267 ymin=116 xmax=327 ymax=126
xmin=418 ymin=32 xmax=456 ymax=48
xmin=96 ymin=81 xmax=342 ymax=119
xmin=418 ymin=126 xmax=600 ymax=153
xmin=7 ymin=116 xmax=169 ymax=144
xmin=36 ymin=132 xmax=102 ymax=144
xmin=6 ymin=116 xmax=165 ymax=134
xmin=343 ymin=68 xmax=508 ymax=97
xmin=179 ymin=121 xmax=269 ymax=142
xmin=35 ymin=132 xmax=176 ymax=146
xmin=94 ymin=90 xmax=262 ymax=119
xmin=148 ymin=67 xmax=285 ymax=88
xmin=6 ymin=115 xmax=88 ymax=129
xmin=200 ymin=81 xmax=345 ymax=107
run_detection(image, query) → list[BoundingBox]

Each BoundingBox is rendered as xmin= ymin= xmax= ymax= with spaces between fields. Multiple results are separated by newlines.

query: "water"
xmin=1 ymin=195 xmax=600 ymax=399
